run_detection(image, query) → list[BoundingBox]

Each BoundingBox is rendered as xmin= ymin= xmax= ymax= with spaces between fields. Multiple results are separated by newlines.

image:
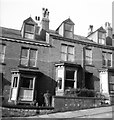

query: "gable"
xmin=24 ymin=17 xmax=37 ymax=25
xmin=63 ymin=18 xmax=75 ymax=25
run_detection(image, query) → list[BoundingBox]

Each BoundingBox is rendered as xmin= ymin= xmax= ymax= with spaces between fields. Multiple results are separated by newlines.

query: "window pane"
xmin=0 ymin=45 xmax=5 ymax=63
xmin=21 ymin=77 xmax=33 ymax=89
xmin=107 ymin=53 xmax=112 ymax=66
xmin=30 ymin=50 xmax=36 ymax=59
xmin=99 ymin=38 xmax=105 ymax=44
xmin=25 ymin=33 xmax=34 ymax=39
xmin=35 ymin=26 xmax=40 ymax=34
xmin=65 ymin=24 xmax=73 ymax=31
xmin=25 ymin=24 xmax=34 ymax=33
xmin=21 ymin=48 xmax=29 ymax=57
xmin=110 ymin=84 xmax=114 ymax=91
xmin=65 ymin=80 xmax=74 ymax=89
xmin=13 ymin=77 xmax=18 ymax=87
xmin=29 ymin=50 xmax=37 ymax=67
xmin=61 ymin=53 xmax=67 ymax=61
xmin=85 ymin=49 xmax=92 ymax=65
xmin=66 ymin=70 xmax=74 ymax=79
xmin=107 ymin=53 xmax=111 ymax=60
xmin=29 ymin=60 xmax=35 ymax=67
xmin=64 ymin=31 xmax=73 ymax=38
xmin=0 ymin=54 xmax=5 ymax=63
xmin=61 ymin=45 xmax=67 ymax=53
xmin=102 ymin=52 xmax=112 ymax=67
xmin=68 ymin=46 xmax=74 ymax=54
xmin=21 ymin=58 xmax=28 ymax=66
xmin=68 ymin=54 xmax=74 ymax=62
xmin=21 ymin=48 xmax=29 ymax=66
xmin=86 ymin=57 xmax=92 ymax=65
xmin=102 ymin=52 xmax=106 ymax=66
xmin=99 ymin=32 xmax=105 ymax=39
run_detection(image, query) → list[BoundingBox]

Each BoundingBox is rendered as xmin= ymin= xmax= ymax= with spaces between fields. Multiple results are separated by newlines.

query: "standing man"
xmin=43 ymin=90 xmax=51 ymax=107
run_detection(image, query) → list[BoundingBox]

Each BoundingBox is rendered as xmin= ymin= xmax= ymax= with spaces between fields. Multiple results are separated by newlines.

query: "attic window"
xmin=64 ymin=23 xmax=74 ymax=39
xmin=98 ymin=32 xmax=105 ymax=45
xmin=65 ymin=24 xmax=73 ymax=31
xmin=24 ymin=24 xmax=34 ymax=39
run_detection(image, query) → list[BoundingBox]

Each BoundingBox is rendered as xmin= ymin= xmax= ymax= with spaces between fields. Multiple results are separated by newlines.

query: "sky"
xmin=0 ymin=0 xmax=113 ymax=36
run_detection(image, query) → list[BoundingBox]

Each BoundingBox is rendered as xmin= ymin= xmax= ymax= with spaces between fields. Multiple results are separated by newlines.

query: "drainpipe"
xmin=82 ymin=46 xmax=85 ymax=88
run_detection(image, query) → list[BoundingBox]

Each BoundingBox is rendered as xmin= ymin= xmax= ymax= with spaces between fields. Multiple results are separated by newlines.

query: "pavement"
xmin=30 ymin=105 xmax=114 ymax=118
xmin=2 ymin=105 xmax=114 ymax=119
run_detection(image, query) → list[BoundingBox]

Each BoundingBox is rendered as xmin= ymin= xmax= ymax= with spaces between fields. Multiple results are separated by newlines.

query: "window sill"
xmin=18 ymin=65 xmax=39 ymax=70
xmin=0 ymin=62 xmax=6 ymax=65
xmin=102 ymin=66 xmax=113 ymax=69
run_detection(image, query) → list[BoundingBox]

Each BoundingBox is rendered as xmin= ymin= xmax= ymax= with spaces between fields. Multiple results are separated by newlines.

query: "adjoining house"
xmin=0 ymin=8 xmax=114 ymax=105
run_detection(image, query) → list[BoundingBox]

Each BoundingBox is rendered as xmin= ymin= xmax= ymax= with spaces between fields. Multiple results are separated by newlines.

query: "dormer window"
xmin=98 ymin=27 xmax=106 ymax=45
xmin=56 ymin=18 xmax=74 ymax=39
xmin=64 ymin=23 xmax=74 ymax=39
xmin=24 ymin=24 xmax=35 ymax=39
xmin=98 ymin=32 xmax=106 ymax=45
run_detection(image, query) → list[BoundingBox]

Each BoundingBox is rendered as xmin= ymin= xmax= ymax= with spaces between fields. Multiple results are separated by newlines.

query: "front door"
xmin=10 ymin=74 xmax=19 ymax=101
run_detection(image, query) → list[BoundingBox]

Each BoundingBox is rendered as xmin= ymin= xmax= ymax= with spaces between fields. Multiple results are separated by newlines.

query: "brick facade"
xmin=1 ymin=8 xmax=114 ymax=105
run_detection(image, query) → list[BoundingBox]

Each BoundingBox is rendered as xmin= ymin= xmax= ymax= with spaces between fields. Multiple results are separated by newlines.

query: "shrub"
xmin=65 ymin=88 xmax=96 ymax=97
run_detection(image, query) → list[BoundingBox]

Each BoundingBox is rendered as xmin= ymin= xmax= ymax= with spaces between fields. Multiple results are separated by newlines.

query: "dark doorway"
xmin=85 ymin=72 xmax=94 ymax=89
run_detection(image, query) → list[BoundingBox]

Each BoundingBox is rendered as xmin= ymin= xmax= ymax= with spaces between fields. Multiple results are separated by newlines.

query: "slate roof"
xmin=0 ymin=26 xmax=94 ymax=44
xmin=87 ymin=26 xmax=106 ymax=37
xmin=0 ymin=27 xmax=22 ymax=39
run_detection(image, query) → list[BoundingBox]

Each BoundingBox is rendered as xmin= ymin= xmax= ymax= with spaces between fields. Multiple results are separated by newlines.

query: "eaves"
xmin=0 ymin=36 xmax=51 ymax=47
xmin=50 ymin=34 xmax=114 ymax=51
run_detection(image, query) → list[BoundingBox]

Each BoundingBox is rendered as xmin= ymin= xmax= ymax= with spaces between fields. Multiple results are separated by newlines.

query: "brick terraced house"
xmin=0 ymin=8 xmax=114 ymax=105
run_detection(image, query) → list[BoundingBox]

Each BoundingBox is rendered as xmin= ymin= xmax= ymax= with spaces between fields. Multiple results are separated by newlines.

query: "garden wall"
xmin=52 ymin=96 xmax=102 ymax=112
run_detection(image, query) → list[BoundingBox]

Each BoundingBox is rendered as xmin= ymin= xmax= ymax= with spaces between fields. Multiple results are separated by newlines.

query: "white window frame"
xmin=24 ymin=24 xmax=35 ymax=39
xmin=61 ymin=44 xmax=74 ymax=62
xmin=20 ymin=47 xmax=37 ymax=67
xmin=85 ymin=48 xmax=92 ymax=65
xmin=0 ymin=44 xmax=6 ymax=63
xmin=98 ymin=32 xmax=106 ymax=45
xmin=102 ymin=51 xmax=112 ymax=67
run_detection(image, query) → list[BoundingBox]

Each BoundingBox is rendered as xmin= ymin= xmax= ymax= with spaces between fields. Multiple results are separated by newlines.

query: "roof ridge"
xmin=0 ymin=26 xmax=20 ymax=31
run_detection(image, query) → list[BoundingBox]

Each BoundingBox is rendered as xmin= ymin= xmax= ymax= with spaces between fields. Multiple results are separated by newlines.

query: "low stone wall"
xmin=52 ymin=96 xmax=102 ymax=112
xmin=2 ymin=107 xmax=54 ymax=117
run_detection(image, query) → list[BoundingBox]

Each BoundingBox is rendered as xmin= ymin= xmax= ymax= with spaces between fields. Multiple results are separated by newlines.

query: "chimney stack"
xmin=88 ymin=25 xmax=93 ymax=35
xmin=105 ymin=22 xmax=112 ymax=38
xmin=41 ymin=8 xmax=50 ymax=31
xmin=35 ymin=16 xmax=40 ymax=26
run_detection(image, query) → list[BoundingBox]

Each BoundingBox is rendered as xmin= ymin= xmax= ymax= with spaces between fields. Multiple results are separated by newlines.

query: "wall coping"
xmin=53 ymin=95 xmax=102 ymax=100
